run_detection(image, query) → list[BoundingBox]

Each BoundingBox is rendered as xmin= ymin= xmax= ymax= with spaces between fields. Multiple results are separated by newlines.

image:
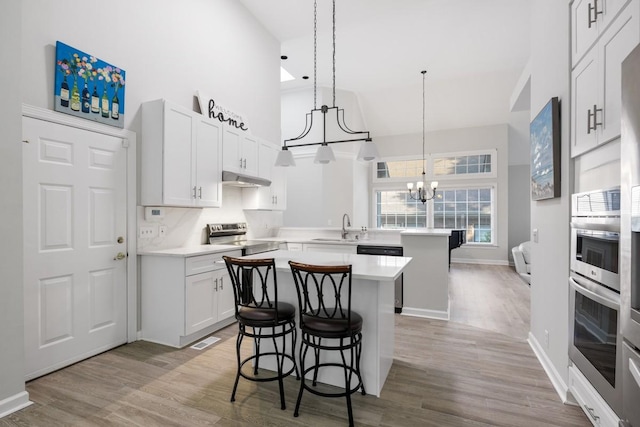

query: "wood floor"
xmin=1 ymin=264 xmax=589 ymax=426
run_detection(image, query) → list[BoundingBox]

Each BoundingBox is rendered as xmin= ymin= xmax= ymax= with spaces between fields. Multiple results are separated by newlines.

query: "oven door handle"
xmin=569 ymin=276 xmax=620 ymax=310
xmin=630 ymin=357 xmax=640 ymax=388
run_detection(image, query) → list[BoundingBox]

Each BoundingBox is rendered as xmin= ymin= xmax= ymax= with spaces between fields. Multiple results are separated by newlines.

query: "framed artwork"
xmin=530 ymin=97 xmax=560 ymax=201
xmin=54 ymin=41 xmax=126 ymax=128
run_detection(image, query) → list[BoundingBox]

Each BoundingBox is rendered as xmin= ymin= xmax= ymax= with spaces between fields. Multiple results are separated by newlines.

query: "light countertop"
xmin=137 ymin=245 xmax=242 ymax=257
xmin=400 ymin=229 xmax=452 ymax=236
xmin=242 ymin=249 xmax=411 ymax=281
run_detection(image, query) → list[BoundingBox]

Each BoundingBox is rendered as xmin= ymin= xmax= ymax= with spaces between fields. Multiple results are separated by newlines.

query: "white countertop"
xmin=137 ymin=244 xmax=242 ymax=257
xmin=242 ymin=250 xmax=411 ymax=281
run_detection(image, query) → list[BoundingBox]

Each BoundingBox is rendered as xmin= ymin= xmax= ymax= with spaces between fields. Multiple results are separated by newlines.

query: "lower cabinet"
xmin=141 ymin=249 xmax=241 ymax=348
xmin=302 ymin=243 xmax=357 ymax=254
xmin=569 ymin=365 xmax=620 ymax=427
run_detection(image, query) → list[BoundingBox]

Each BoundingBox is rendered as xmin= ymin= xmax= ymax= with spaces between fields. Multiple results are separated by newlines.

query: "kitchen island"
xmin=241 ymin=249 xmax=411 ymax=397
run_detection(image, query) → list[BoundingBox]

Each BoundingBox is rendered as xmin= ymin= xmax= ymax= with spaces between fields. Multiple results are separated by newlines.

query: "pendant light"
xmin=408 ymin=70 xmax=438 ymax=203
xmin=275 ymin=0 xmax=378 ymax=167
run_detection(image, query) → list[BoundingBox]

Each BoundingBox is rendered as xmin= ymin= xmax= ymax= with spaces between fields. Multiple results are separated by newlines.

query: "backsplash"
xmin=136 ymin=187 xmax=283 ymax=252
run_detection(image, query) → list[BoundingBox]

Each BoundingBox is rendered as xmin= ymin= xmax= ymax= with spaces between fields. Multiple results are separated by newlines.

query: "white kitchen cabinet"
xmin=303 ymin=243 xmax=357 ymax=254
xmin=569 ymin=365 xmax=620 ymax=426
xmin=141 ymin=249 xmax=241 ymax=348
xmin=223 ymin=126 xmax=258 ymax=176
xmin=141 ymin=99 xmax=222 ymax=207
xmin=242 ymin=141 xmax=287 ymax=210
xmin=572 ymin=0 xmax=631 ymax=67
xmin=571 ymin=0 xmax=640 ymax=157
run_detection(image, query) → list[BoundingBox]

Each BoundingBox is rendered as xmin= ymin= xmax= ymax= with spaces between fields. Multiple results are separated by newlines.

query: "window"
xmin=372 ymin=150 xmax=497 ymax=245
xmin=433 ymin=153 xmax=492 ymax=176
xmin=376 ymin=190 xmax=426 ymax=228
xmin=433 ymin=187 xmax=494 ymax=243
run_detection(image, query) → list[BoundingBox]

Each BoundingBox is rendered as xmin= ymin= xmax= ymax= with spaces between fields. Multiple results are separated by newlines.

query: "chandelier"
xmin=275 ymin=0 xmax=378 ymax=167
xmin=407 ymin=70 xmax=438 ymax=203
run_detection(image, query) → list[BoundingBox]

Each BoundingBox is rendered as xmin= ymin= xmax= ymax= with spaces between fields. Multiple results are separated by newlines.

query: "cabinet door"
xmin=223 ymin=127 xmax=242 ymax=173
xmin=599 ymin=0 xmax=640 ymax=144
xmin=571 ymin=48 xmax=599 ymax=158
xmin=573 ymin=0 xmax=601 ymax=67
xmin=163 ymin=104 xmax=195 ymax=206
xmin=572 ymin=0 xmax=632 ymax=67
xmin=272 ymin=166 xmax=287 ymax=210
xmin=302 ymin=244 xmax=357 ymax=254
xmin=216 ymin=271 xmax=236 ymax=321
xmin=195 ymin=117 xmax=223 ymax=207
xmin=258 ymin=141 xmax=276 ymax=181
xmin=242 ymin=134 xmax=259 ymax=176
xmin=185 ymin=271 xmax=217 ymax=335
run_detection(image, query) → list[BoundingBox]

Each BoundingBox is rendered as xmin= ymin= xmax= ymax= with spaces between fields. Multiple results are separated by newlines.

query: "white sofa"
xmin=512 ymin=241 xmax=531 ymax=284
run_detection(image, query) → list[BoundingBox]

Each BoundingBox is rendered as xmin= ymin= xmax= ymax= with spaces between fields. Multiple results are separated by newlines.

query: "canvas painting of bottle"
xmin=54 ymin=41 xmax=126 ymax=128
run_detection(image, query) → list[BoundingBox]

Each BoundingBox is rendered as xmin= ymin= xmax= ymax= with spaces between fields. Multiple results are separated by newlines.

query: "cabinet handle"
xmin=588 ymin=0 xmax=602 ymax=28
xmin=192 ymin=186 xmax=197 ymax=199
xmin=214 ymin=277 xmax=218 ymax=292
xmin=583 ymin=405 xmax=600 ymax=423
xmin=240 ymin=158 xmax=243 ymax=169
xmin=243 ymin=158 xmax=247 ymax=169
xmin=587 ymin=105 xmax=603 ymax=134
xmin=198 ymin=187 xmax=202 ymax=199
xmin=219 ymin=277 xmax=223 ymax=290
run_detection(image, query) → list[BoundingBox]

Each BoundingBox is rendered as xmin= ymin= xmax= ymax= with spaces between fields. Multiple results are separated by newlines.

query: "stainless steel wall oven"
xmin=569 ymin=188 xmax=622 ymax=416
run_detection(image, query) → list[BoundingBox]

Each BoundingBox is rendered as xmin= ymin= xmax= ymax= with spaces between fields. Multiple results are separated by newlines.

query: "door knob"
xmin=113 ymin=252 xmax=126 ymax=261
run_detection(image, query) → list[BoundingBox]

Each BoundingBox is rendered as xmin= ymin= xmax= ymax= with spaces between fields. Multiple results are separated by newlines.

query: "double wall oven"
xmin=569 ymin=187 xmax=623 ymax=416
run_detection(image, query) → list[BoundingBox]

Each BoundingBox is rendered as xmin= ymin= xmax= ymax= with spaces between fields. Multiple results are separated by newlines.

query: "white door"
xmin=22 ymin=116 xmax=128 ymax=380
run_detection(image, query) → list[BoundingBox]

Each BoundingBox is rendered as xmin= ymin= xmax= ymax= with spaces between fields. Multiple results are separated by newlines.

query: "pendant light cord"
xmin=313 ymin=0 xmax=318 ymax=110
xmin=422 ymin=70 xmax=426 ymax=174
xmin=332 ymin=0 xmax=336 ymax=108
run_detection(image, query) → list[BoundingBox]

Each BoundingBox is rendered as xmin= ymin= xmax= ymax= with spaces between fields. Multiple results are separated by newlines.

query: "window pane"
xmin=432 ymin=153 xmax=492 ymax=176
xmin=375 ymin=190 xmax=428 ymax=229
xmin=431 ymin=186 xmax=494 ymax=244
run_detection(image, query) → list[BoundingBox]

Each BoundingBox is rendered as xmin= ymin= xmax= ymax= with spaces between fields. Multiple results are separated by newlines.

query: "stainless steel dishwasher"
xmin=356 ymin=245 xmax=404 ymax=313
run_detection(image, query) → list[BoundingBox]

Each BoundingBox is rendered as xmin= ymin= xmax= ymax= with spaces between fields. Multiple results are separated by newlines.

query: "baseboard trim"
xmin=451 ymin=258 xmax=510 ymax=266
xmin=401 ymin=306 xmax=449 ymax=320
xmin=0 ymin=391 xmax=32 ymax=419
xmin=528 ymin=332 xmax=571 ymax=404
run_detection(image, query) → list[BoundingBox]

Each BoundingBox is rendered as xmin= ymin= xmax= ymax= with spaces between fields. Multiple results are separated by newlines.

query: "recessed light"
xmin=302 ymin=76 xmax=309 ymax=80
xmin=281 ymin=55 xmax=288 ymax=60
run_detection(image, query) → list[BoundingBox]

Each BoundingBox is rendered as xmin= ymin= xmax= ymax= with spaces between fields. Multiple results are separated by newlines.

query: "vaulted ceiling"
xmin=239 ymin=0 xmax=531 ymax=138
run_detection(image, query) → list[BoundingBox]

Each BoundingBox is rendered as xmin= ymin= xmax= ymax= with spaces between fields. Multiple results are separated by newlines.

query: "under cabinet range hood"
xmin=221 ymin=170 xmax=271 ymax=187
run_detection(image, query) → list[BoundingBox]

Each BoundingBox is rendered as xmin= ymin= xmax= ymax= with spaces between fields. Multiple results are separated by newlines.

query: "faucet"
xmin=342 ymin=213 xmax=351 ymax=240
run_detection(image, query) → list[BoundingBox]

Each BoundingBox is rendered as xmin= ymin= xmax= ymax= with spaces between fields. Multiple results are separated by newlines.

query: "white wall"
xmin=374 ymin=124 xmax=511 ymax=264
xmin=19 ymin=0 xmax=284 ymax=251
xmin=508 ymin=110 xmax=532 ymax=262
xmin=529 ymin=0 xmax=572 ymax=395
xmin=281 ymin=86 xmax=371 ymax=228
xmin=0 ymin=0 xmax=29 ymax=418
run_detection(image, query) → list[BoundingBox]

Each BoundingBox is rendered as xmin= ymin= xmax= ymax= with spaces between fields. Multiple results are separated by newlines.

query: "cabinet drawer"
xmin=569 ymin=365 xmax=619 ymax=426
xmin=185 ymin=250 xmax=242 ymax=276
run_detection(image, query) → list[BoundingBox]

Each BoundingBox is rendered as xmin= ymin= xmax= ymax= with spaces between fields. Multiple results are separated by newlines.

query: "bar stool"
xmin=288 ymin=261 xmax=365 ymax=427
xmin=223 ymin=256 xmax=298 ymax=410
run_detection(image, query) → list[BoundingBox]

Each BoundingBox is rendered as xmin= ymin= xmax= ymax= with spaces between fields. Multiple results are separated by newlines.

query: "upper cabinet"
xmin=572 ymin=0 xmax=631 ymax=67
xmin=243 ymin=141 xmax=287 ymax=210
xmin=141 ymin=99 xmax=223 ymax=207
xmin=571 ymin=0 xmax=640 ymax=157
xmin=222 ymin=127 xmax=258 ymax=176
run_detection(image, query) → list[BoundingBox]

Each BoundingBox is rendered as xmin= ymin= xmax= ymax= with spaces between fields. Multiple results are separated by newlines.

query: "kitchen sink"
xmin=311 ymin=238 xmax=359 ymax=243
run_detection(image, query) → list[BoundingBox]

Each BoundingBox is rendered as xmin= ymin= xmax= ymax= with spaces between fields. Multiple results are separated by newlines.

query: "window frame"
xmin=370 ymin=149 xmax=498 ymax=246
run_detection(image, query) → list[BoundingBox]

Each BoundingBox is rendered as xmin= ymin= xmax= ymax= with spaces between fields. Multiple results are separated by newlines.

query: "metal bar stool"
xmin=223 ymin=256 xmax=299 ymax=410
xmin=288 ymin=261 xmax=365 ymax=427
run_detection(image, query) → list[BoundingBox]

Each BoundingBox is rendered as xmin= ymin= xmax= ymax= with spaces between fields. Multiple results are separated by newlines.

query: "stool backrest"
xmin=288 ymin=261 xmax=353 ymax=328
xmin=223 ymin=256 xmax=279 ymax=318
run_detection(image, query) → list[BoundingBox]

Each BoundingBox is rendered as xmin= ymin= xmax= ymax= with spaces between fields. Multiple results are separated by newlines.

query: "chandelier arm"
xmin=335 ymin=108 xmax=371 ymax=138
xmin=284 ymin=111 xmax=315 ymax=144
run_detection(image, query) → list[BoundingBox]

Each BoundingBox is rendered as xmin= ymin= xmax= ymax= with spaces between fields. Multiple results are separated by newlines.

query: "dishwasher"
xmin=356 ymin=245 xmax=404 ymax=313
